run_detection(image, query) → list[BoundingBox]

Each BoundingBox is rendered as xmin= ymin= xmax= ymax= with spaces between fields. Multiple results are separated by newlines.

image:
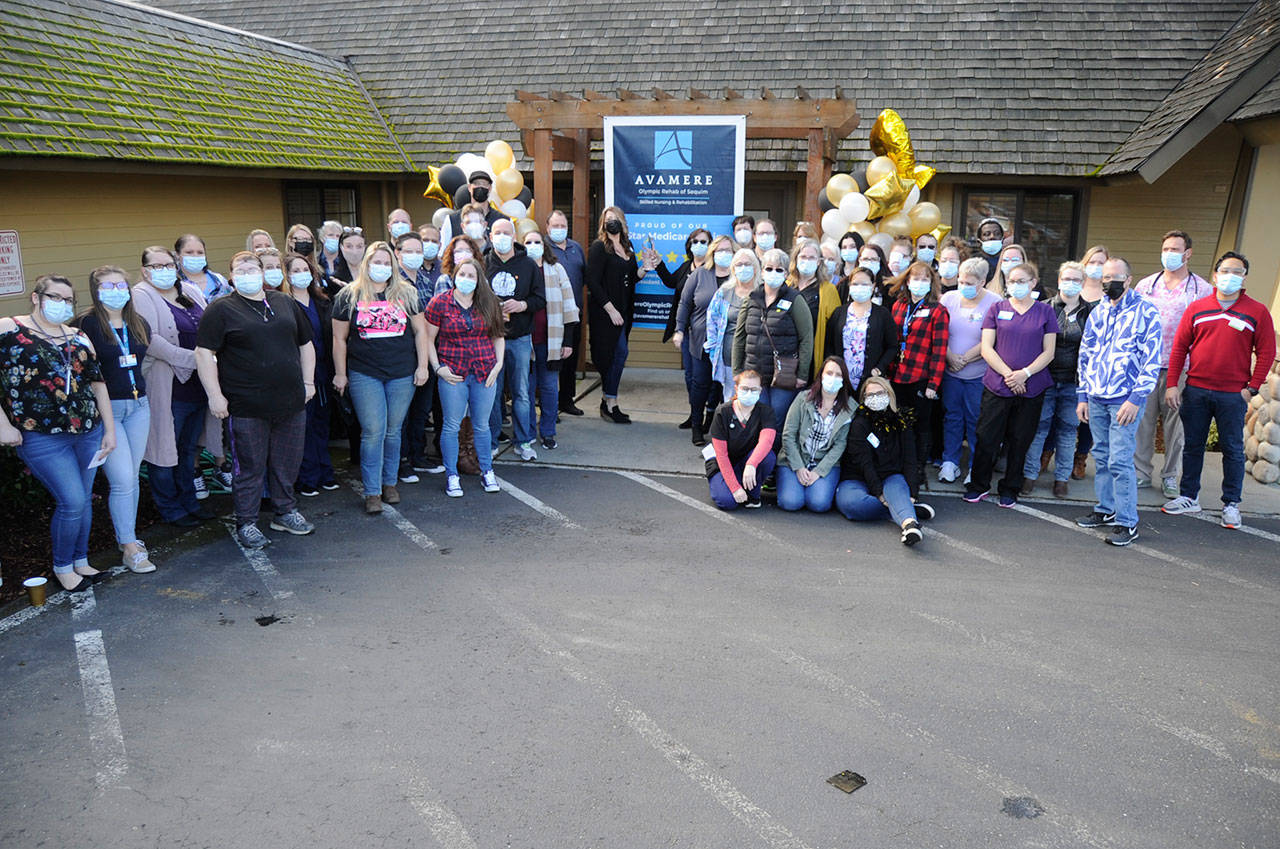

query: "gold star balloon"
xmin=864 ymin=173 xmax=915 ymax=220
xmin=870 ymin=109 xmax=936 ymax=190
xmin=422 ymin=165 xmax=453 ymax=206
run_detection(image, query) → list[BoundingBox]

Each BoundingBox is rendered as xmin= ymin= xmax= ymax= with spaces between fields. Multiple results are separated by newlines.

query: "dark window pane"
xmin=1020 ymin=192 xmax=1075 ymax=275
xmin=284 ymin=184 xmax=359 ymax=237
xmin=965 ymin=191 xmax=1017 ymax=246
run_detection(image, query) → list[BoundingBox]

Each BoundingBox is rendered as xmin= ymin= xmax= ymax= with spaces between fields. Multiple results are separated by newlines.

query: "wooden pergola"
xmin=506 ymin=87 xmax=860 ymax=239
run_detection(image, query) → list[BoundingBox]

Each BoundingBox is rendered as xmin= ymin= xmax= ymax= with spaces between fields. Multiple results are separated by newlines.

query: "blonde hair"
xmin=731 ymin=248 xmax=761 ymax=285
xmin=1058 ymin=260 xmax=1085 ymax=278
xmin=246 ymin=229 xmax=275 ymax=252
xmin=860 ymin=376 xmax=898 ymax=412
xmin=1080 ymin=244 xmax=1109 ymax=266
xmin=337 ymin=240 xmax=418 ymax=313
xmin=988 ymin=242 xmax=1029 ymax=294
xmin=785 ymin=239 xmax=828 ymax=287
xmin=702 ymin=234 xmax=736 ymax=271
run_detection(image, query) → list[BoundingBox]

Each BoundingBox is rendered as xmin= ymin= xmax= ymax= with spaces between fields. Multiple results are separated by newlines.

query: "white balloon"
xmin=901 ymin=184 xmax=921 ymax=215
xmin=837 ymin=191 xmax=870 ymax=224
xmin=431 ymin=207 xmax=450 ymax=229
xmin=456 ymin=153 xmax=488 ymax=180
xmin=500 ymin=199 xmax=527 ymax=220
xmin=821 ymin=208 xmax=848 ymax=240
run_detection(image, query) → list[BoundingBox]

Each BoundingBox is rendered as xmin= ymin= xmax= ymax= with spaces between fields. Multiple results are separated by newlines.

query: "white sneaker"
xmin=938 ymin=461 xmax=959 ymax=483
xmin=963 ymin=470 xmax=972 ymax=487
xmin=481 ymin=471 xmax=500 ymax=493
xmin=445 ymin=475 xmax=463 ymax=497
xmin=399 ymin=471 xmax=420 ymax=483
xmin=1161 ymin=495 xmax=1201 ymax=515
xmin=517 ymin=441 xmax=538 ymax=462
xmin=1221 ymin=503 xmax=1242 ymax=529
xmin=124 ymin=549 xmax=156 ymax=573
xmin=1162 ymin=476 xmax=1179 ymax=498
xmin=193 ymin=475 xmax=208 ymax=500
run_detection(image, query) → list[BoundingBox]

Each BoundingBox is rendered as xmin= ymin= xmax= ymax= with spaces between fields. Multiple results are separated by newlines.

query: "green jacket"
xmin=779 ymin=392 xmax=854 ymax=476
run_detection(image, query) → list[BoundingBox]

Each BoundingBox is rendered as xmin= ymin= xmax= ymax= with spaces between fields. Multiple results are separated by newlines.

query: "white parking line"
xmin=929 ymin=529 xmax=1024 ymax=570
xmin=347 ymin=477 xmax=440 ymax=549
xmin=0 ymin=593 xmax=68 ymax=635
xmin=613 ymin=470 xmax=784 ymax=545
xmin=223 ymin=522 xmax=294 ymax=601
xmin=407 ymin=775 xmax=480 ymax=849
xmin=492 ymin=476 xmax=581 ymax=529
xmin=1187 ymin=509 xmax=1280 ymax=544
xmin=73 ymin=628 xmax=127 ymax=792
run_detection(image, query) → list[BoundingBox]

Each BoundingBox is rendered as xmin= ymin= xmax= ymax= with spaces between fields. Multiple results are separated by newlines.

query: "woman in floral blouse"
xmin=0 ymin=275 xmax=117 ymax=592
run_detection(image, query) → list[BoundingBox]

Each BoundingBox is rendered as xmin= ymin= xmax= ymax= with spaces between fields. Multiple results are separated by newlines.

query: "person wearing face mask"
xmin=936 ymin=237 xmax=968 ymax=293
xmin=0 ymin=274 xmax=117 ymax=591
xmin=396 ymin=232 xmax=448 ymax=480
xmin=835 ymin=377 xmax=935 ymax=546
xmin=824 ymin=266 xmax=899 ymax=397
xmin=330 ymin=227 xmax=366 ymax=290
xmin=857 ymin=244 xmax=890 ymax=304
xmin=587 ymin=206 xmax=657 ymax=423
xmin=731 ymin=215 xmax=756 ymax=251
xmin=786 ymin=239 xmax=840 ymax=380
xmin=821 ymin=241 xmax=840 ymax=283
xmin=439 ymin=234 xmax=483 ymax=291
xmin=1021 ymin=262 xmax=1095 ymax=497
xmin=1133 ymin=230 xmax=1213 ymax=498
xmin=318 ymin=220 xmax=344 ymax=278
xmin=386 ymin=208 xmax=413 ymax=242
xmin=285 ymin=224 xmax=317 ymax=262
xmin=703 ymin=236 xmax=754 ymax=407
xmin=964 ymin=262 xmax=1060 ymax=508
xmin=794 ymin=221 xmax=819 ymax=246
xmin=1162 ymin=251 xmax=1275 ymax=529
xmin=441 ymin=173 xmax=508 ymax=245
xmin=331 ymin=242 xmax=431 ymax=514
xmin=887 ymin=238 xmax=914 ymax=279
xmin=658 ymin=228 xmax=710 ymax=352
xmin=175 ymin=233 xmax=229 ymax=301
xmin=833 ymin=231 xmax=866 ymax=296
xmin=777 ymin=356 xmax=854 ymax=513
xmin=284 ymin=252 xmax=338 ymax=498
xmin=195 ymin=251 xmax=317 ymax=547
xmin=1079 ymin=245 xmax=1110 ymax=304
xmin=705 ymin=370 xmax=777 ymax=510
xmin=987 ymin=243 xmax=1028 ymax=297
xmin=259 ymin=248 xmax=285 ymax=289
xmin=415 ymin=224 xmax=446 ymax=293
xmin=890 ymin=261 xmax=949 ymax=485
xmin=73 ymin=266 xmax=156 ymax=573
xmin=485 ymin=217 xmax=547 ymax=460
xmin=914 ymin=233 xmax=939 ymax=268
xmin=975 ymin=217 xmax=1007 ymax=283
xmin=753 ymin=219 xmax=779 ymax=261
xmin=132 ymin=246 xmax=214 ymax=528
xmin=672 ymin=232 xmax=730 ymax=445
xmin=545 ymin=210 xmax=588 ymax=416
xmin=938 ymin=258 xmax=997 ymax=483
xmin=732 ymin=248 xmax=815 ymax=448
xmin=246 ymin=229 xmax=275 ymax=253
xmin=1074 ymin=257 xmax=1162 ymax=546
xmin=523 ymin=228 xmax=579 ymax=450
xmin=424 ymin=258 xmax=505 ymax=497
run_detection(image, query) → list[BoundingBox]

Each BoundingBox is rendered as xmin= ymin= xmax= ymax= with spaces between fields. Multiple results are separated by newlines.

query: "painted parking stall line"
xmin=613 ymin=470 xmax=784 ymax=545
xmin=73 ymin=628 xmax=128 ymax=791
xmin=492 ymin=475 xmax=582 ymax=529
xmin=346 ymin=477 xmax=440 ymax=550
xmin=223 ymin=521 xmax=294 ymax=601
xmin=1187 ymin=509 xmax=1280 ymax=544
xmin=407 ymin=775 xmax=481 ymax=849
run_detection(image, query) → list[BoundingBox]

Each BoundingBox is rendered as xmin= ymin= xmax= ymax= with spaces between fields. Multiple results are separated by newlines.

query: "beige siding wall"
xmin=1086 ymin=125 xmax=1243 ymax=280
xmin=1236 ymin=142 xmax=1280 ymax=322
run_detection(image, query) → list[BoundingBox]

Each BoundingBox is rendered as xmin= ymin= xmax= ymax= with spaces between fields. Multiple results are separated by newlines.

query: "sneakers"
xmin=1135 ymin=477 xmax=1152 ymax=489
xmin=901 ymin=519 xmax=923 ymax=546
xmin=381 ymin=485 xmax=400 ymax=504
xmin=1221 ymin=503 xmax=1242 ymax=529
xmin=540 ymin=436 xmax=557 ymax=450
xmin=1161 ymin=476 xmax=1179 ymax=499
xmin=320 ymin=480 xmax=340 ymax=491
xmin=1076 ymin=510 xmax=1117 ymax=528
xmin=962 ymin=489 xmax=988 ymax=503
xmin=212 ymin=468 xmax=234 ymax=491
xmin=236 ymin=522 xmax=271 ymax=548
xmin=1105 ymin=525 xmax=1139 ymax=546
xmin=269 ymin=510 xmax=315 ymax=535
xmin=399 ymin=471 xmax=420 ymax=483
xmin=1161 ymin=495 xmax=1201 ymax=515
xmin=743 ymin=494 xmax=762 ymax=508
xmin=296 ymin=483 xmax=319 ymax=497
xmin=414 ymin=461 xmax=446 ymax=474
xmin=938 ymin=461 xmax=959 ymax=483
xmin=445 ymin=475 xmax=464 ymax=497
xmin=193 ymin=475 xmax=209 ymax=500
xmin=517 ymin=441 xmax=538 ymax=462
xmin=997 ymin=494 xmax=1016 ymax=508
xmin=481 ymin=471 xmax=500 ymax=493
xmin=913 ymin=501 xmax=935 ymax=521
xmin=497 ymin=431 xmax=512 ymax=444
xmin=123 ymin=548 xmax=156 ymax=574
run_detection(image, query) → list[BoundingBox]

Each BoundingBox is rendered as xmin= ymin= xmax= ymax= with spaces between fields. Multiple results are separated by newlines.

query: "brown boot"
xmin=1072 ymin=453 xmax=1088 ymax=480
xmin=1020 ymin=478 xmax=1036 ymax=496
xmin=1053 ymin=480 xmax=1069 ymax=498
xmin=364 ymin=495 xmax=383 ymax=514
xmin=381 ymin=485 xmax=400 ymax=504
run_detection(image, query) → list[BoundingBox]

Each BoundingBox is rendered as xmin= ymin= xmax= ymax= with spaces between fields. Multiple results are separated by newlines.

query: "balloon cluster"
xmin=816 ymin=109 xmax=950 ymax=258
xmin=423 ymin=139 xmax=539 ymax=236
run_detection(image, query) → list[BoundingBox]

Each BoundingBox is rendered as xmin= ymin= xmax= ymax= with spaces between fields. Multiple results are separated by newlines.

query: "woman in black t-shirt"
xmin=705 ymin=370 xmax=778 ymax=510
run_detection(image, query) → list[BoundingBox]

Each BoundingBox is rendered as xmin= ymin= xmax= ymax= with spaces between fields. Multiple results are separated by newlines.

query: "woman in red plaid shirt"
xmin=890 ymin=261 xmax=949 ymax=486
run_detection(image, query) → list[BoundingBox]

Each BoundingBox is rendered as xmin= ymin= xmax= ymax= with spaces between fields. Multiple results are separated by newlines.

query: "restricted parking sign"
xmin=0 ymin=230 xmax=24 ymax=297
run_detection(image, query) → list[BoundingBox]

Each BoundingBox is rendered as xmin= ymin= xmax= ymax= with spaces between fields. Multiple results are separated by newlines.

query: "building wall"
xmin=1236 ymin=142 xmax=1280 ymax=323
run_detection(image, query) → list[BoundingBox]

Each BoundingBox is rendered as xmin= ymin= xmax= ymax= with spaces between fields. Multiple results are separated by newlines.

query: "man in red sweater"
xmin=1161 ymin=252 xmax=1276 ymax=528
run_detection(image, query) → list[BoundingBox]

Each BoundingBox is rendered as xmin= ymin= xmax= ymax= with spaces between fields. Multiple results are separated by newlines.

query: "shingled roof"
xmin=0 ymin=0 xmax=411 ymax=172
xmin=1099 ymin=0 xmax=1280 ymax=180
xmin=143 ymin=0 xmax=1252 ymax=178
xmin=1232 ymin=70 xmax=1280 ymax=121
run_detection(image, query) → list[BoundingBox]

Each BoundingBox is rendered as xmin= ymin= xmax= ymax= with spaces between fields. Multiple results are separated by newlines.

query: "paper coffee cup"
xmin=23 ymin=576 xmax=48 ymax=607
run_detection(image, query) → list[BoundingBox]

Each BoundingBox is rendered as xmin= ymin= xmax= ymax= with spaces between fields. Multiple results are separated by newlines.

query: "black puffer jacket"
xmin=731 ymin=284 xmax=814 ymax=382
xmin=840 ymin=405 xmax=919 ymax=497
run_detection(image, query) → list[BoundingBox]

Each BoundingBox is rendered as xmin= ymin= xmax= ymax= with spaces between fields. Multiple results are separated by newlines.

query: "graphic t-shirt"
xmin=333 ymin=290 xmax=419 ymax=381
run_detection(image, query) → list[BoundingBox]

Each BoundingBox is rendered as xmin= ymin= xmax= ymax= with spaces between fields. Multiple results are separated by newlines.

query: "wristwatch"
xmin=1247 ymin=386 xmax=1259 ymax=397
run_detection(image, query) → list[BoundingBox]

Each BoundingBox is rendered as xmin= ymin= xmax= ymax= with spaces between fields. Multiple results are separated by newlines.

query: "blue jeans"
xmin=532 ymin=342 xmax=559 ymax=439
xmin=708 ymin=451 xmax=776 ymax=510
xmin=490 ymin=334 xmax=533 ymax=449
xmin=776 ymin=465 xmax=840 ymax=512
xmin=836 ymin=475 xmax=917 ymax=525
xmin=681 ymin=336 xmax=714 ymax=422
xmin=1088 ymin=398 xmax=1140 ymax=528
xmin=1024 ymin=381 xmax=1079 ymax=482
xmin=18 ymin=425 xmax=103 ymax=573
xmin=1179 ymin=384 xmax=1247 ymax=505
xmin=941 ymin=374 xmax=982 ymax=468
xmin=439 ymin=374 xmax=497 ymax=477
xmin=148 ymin=399 xmax=206 ymax=522
xmin=602 ymin=331 xmax=629 ymax=399
xmin=347 ymin=371 xmax=415 ymax=496
xmin=103 ymin=398 xmax=150 ymax=545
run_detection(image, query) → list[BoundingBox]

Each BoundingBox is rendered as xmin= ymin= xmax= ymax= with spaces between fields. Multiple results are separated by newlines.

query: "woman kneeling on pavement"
xmin=706 ymin=370 xmax=777 ymax=510
xmin=835 ymin=377 xmax=935 ymax=546
xmin=777 ymin=356 xmax=854 ymax=512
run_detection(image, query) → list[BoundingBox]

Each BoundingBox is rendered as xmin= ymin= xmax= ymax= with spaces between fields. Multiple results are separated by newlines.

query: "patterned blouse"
xmin=1 ymin=322 xmax=104 ymax=434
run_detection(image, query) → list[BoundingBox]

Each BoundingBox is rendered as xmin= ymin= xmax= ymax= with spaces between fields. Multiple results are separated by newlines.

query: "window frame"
xmin=958 ymin=185 xmax=1084 ymax=270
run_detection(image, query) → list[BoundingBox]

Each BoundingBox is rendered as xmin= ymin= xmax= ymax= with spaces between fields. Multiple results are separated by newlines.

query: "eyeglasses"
xmin=98 ymin=281 xmax=129 ymax=291
xmin=690 ymin=239 xmax=709 ymax=245
xmin=342 ymin=226 xmax=363 ymax=235
xmin=763 ymin=266 xmax=786 ymax=273
xmin=41 ymin=292 xmax=74 ymax=304
xmin=144 ymin=262 xmax=176 ymax=270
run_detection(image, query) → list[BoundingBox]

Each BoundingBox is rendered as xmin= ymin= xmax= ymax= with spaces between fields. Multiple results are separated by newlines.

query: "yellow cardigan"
xmin=809 ymin=281 xmax=842 ymax=377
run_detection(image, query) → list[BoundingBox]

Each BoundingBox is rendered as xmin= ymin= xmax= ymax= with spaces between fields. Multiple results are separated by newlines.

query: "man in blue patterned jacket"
xmin=1073 ymin=257 xmax=1163 ymax=546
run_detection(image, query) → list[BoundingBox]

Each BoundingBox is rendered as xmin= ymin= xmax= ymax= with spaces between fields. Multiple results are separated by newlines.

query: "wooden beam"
xmin=548 ymin=90 xmax=578 ymax=102
xmin=508 ymin=97 xmax=859 ymax=138
xmin=572 ymin=127 xmax=591 ymax=374
xmin=724 ymin=88 xmax=742 ymax=100
xmin=689 ymin=87 xmax=709 ymax=100
xmin=582 ymin=89 xmax=610 ymax=101
xmin=795 ymin=86 xmax=810 ymax=101
xmin=520 ymin=130 xmax=577 ymax=162
xmin=761 ymin=87 xmax=775 ymax=100
xmin=804 ymin=129 xmax=830 ymax=227
xmin=533 ymin=128 xmax=554 ymax=234
xmin=617 ymin=88 xmax=640 ymax=100
xmin=652 ymin=87 xmax=673 ymax=100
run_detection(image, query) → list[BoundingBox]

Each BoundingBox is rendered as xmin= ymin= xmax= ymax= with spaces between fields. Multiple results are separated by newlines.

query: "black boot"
xmin=701 ymin=407 xmax=716 ymax=433
xmin=678 ymin=415 xmax=693 ymax=429
xmin=692 ymin=423 xmax=707 ymax=447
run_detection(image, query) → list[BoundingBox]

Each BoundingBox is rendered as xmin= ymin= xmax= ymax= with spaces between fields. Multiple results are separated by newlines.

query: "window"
xmin=962 ymin=188 xmax=1080 ymax=273
xmin=284 ymin=183 xmax=359 ymax=233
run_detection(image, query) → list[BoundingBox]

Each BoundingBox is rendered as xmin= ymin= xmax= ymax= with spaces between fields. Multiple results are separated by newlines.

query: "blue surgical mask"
xmin=713 ymin=250 xmax=733 ymax=268
xmin=1085 ymin=263 xmax=1104 ymax=279
xmin=734 ymin=229 xmax=753 ymax=245
xmin=959 ymin=283 xmax=979 ymax=300
xmin=1058 ymin=280 xmax=1083 ymax=298
xmin=916 ymin=247 xmax=936 ymax=264
xmin=262 ymin=268 xmax=283 ymax=288
xmin=981 ymin=239 xmax=1003 ymax=255
xmin=149 ymin=267 xmax=178 ymax=290
xmin=233 ymin=272 xmax=264 ymax=296
xmin=1216 ymin=273 xmax=1244 ymax=296
xmin=821 ymin=374 xmax=844 ymax=395
xmin=99 ymin=288 xmax=130 ymax=311
xmin=939 ymin=260 xmax=959 ymax=279
xmin=549 ymin=227 xmax=568 ymax=243
xmin=41 ymin=297 xmax=74 ymax=325
xmin=400 ymin=251 xmax=425 ymax=271
xmin=824 ymin=259 xmax=838 ymax=276
xmin=464 ymin=222 xmax=486 ymax=241
xmin=889 ymin=254 xmax=910 ymax=275
xmin=289 ymin=270 xmax=313 ymax=289
xmin=1000 ymin=258 xmax=1020 ymax=275
xmin=525 ymin=243 xmax=544 ymax=261
xmin=454 ymin=276 xmax=477 ymax=295
xmin=181 ymin=254 xmax=207 ymax=274
xmin=1008 ymin=282 xmax=1031 ymax=300
xmin=422 ymin=242 xmax=440 ymax=261
xmin=735 ymin=266 xmax=756 ymax=284
xmin=761 ymin=269 xmax=785 ymax=288
xmin=491 ymin=233 xmax=514 ymax=254
xmin=737 ymin=388 xmax=760 ymax=407
xmin=368 ymin=264 xmax=393 ymax=284
xmin=1161 ymin=250 xmax=1185 ymax=271
xmin=323 ymin=237 xmax=340 ymax=253
xmin=756 ymin=234 xmax=776 ymax=250
xmin=908 ymin=280 xmax=931 ymax=300
xmin=797 ymin=259 xmax=819 ymax=277
xmin=389 ymin=221 xmax=411 ymax=239
xmin=840 ymin=248 xmax=859 ymax=263
xmin=862 ymin=259 xmax=880 ymax=275
xmin=849 ymin=284 xmax=873 ymax=304
xmin=690 ymin=241 xmax=709 ymax=258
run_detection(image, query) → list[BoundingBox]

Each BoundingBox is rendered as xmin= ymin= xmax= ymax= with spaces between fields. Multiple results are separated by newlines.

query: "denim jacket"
xmin=1077 ymin=288 xmax=1162 ymax=406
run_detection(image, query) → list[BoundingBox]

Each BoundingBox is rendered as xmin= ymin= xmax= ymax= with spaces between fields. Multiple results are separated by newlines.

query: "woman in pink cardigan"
xmin=704 ymin=370 xmax=778 ymax=510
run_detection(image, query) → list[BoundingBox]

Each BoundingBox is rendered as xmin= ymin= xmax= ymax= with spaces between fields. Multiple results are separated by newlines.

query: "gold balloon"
xmin=907 ymin=202 xmax=942 ymax=237
xmin=929 ymin=224 xmax=952 ymax=243
xmin=912 ymin=164 xmax=936 ymax=190
xmin=525 ymin=200 xmax=535 ymax=222
xmin=866 ymin=155 xmax=897 ymax=187
xmin=485 ymin=139 xmax=514 ymax=174
xmin=878 ymin=212 xmax=913 ymax=238
xmin=494 ymin=167 xmax=524 ymax=202
xmin=422 ymin=165 xmax=453 ymax=207
xmin=864 ymin=173 xmax=914 ymax=220
xmin=515 ymin=217 xmax=539 ymax=239
xmin=825 ymin=173 xmax=857 ymax=205
xmin=851 ymin=220 xmax=876 ymax=242
xmin=870 ymin=109 xmax=917 ymax=178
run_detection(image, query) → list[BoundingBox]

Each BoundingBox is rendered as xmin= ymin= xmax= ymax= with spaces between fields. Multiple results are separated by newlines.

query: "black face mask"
xmin=604 ymin=219 xmax=622 ymax=235
xmin=293 ymin=240 xmax=314 ymax=256
xmin=471 ymin=186 xmax=490 ymax=203
xmin=1105 ymin=279 xmax=1127 ymax=300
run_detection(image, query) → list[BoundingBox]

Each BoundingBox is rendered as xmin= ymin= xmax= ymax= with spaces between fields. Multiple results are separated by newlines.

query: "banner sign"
xmin=604 ymin=116 xmax=745 ymax=328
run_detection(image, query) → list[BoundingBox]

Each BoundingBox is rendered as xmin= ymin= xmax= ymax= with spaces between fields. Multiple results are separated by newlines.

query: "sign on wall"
xmin=0 ymin=230 xmax=24 ymax=298
xmin=604 ymin=116 xmax=745 ymax=329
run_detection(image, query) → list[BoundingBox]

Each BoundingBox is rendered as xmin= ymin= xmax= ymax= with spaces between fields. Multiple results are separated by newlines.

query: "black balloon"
xmin=818 ymin=188 xmax=835 ymax=213
xmin=516 ymin=186 xmax=533 ymax=208
xmin=851 ymin=168 xmax=868 ymax=193
xmin=438 ymin=164 xmax=467 ymax=198
xmin=453 ymin=184 xmax=472 ymax=209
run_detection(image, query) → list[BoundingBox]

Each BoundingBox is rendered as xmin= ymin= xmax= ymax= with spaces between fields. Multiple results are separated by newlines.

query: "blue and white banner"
xmin=604 ymin=115 xmax=745 ymax=328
